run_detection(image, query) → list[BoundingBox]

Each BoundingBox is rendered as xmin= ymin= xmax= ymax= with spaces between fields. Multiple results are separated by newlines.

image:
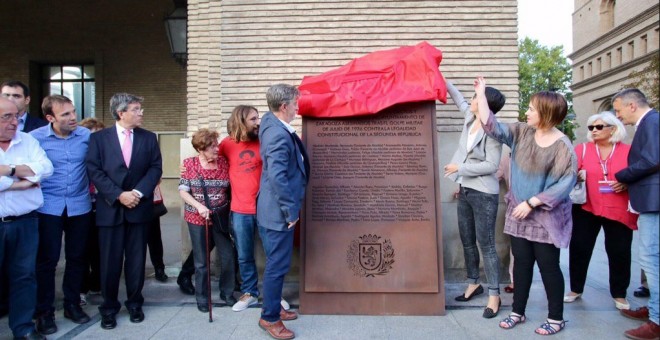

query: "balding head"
xmin=0 ymin=97 xmax=20 ymax=142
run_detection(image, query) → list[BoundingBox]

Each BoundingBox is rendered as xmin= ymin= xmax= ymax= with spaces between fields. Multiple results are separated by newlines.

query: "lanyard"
xmin=595 ymin=143 xmax=616 ymax=180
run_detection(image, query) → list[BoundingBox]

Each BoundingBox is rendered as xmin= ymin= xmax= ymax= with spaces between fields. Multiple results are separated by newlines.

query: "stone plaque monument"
xmin=300 ymin=101 xmax=445 ymax=315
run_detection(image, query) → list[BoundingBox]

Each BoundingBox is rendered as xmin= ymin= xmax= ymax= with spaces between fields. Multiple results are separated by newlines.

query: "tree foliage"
xmin=623 ymin=54 xmax=659 ymax=109
xmin=518 ymin=37 xmax=577 ymax=140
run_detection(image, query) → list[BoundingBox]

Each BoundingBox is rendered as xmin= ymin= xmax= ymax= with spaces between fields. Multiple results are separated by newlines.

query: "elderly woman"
xmin=179 ymin=128 xmax=236 ymax=312
xmin=563 ymin=112 xmax=637 ymax=310
xmin=475 ymin=76 xmax=577 ymax=335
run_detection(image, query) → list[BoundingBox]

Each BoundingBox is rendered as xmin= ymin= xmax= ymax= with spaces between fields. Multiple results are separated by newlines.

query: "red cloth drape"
xmin=298 ymin=41 xmax=446 ymax=118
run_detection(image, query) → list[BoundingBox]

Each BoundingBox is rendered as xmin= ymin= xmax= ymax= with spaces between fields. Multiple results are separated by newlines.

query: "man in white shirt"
xmin=0 ymin=97 xmax=54 ymax=340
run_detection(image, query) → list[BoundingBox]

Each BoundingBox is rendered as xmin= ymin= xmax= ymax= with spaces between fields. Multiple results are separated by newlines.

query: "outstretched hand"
xmin=474 ymin=76 xmax=486 ymax=95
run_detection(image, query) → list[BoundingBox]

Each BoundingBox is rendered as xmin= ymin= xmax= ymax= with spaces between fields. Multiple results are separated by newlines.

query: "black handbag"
xmin=196 ymin=174 xmax=231 ymax=235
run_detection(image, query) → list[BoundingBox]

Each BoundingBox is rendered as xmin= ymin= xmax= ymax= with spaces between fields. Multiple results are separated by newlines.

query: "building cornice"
xmin=569 ymin=5 xmax=659 ymax=60
xmin=570 ymin=51 xmax=658 ymax=91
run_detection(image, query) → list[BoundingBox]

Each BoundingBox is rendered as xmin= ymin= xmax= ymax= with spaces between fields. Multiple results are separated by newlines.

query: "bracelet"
xmin=525 ymin=199 xmax=534 ymax=209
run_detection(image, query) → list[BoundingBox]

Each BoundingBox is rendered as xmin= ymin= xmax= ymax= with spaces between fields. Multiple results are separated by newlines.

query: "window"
xmin=42 ymin=64 xmax=95 ymax=120
xmin=605 ymin=52 xmax=612 ymax=70
xmin=627 ymin=40 xmax=635 ymax=61
xmin=641 ymin=34 xmax=648 ymax=54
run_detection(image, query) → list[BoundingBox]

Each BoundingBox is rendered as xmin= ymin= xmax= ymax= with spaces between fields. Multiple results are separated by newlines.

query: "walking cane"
xmin=205 ymin=215 xmax=213 ymax=322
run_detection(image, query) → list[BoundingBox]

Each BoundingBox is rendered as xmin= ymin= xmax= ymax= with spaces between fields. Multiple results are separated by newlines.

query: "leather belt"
xmin=0 ymin=211 xmax=37 ymax=223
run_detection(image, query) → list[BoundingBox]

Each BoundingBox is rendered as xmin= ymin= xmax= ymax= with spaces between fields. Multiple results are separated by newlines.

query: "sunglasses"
xmin=587 ymin=124 xmax=612 ymax=131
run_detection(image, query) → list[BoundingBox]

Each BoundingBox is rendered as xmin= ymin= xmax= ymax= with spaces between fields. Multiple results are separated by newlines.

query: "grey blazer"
xmin=446 ymin=82 xmax=502 ymax=194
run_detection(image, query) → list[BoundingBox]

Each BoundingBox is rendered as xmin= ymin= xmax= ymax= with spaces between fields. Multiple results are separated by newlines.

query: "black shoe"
xmin=155 ymin=268 xmax=169 ymax=282
xmin=634 ymin=286 xmax=650 ymax=298
xmin=100 ymin=314 xmax=116 ymax=330
xmin=177 ymin=275 xmax=195 ymax=295
xmin=220 ymin=293 xmax=238 ymax=307
xmin=0 ymin=307 xmax=8 ymax=319
xmin=63 ymin=304 xmax=91 ymax=324
xmin=454 ymin=285 xmax=484 ymax=302
xmin=197 ymin=303 xmax=209 ymax=313
xmin=35 ymin=313 xmax=57 ymax=335
xmin=128 ymin=307 xmax=144 ymax=323
xmin=13 ymin=331 xmax=45 ymax=340
xmin=483 ymin=299 xmax=502 ymax=319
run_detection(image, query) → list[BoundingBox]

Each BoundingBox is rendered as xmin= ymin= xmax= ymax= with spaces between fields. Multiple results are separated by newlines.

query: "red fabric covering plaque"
xmin=298 ymin=41 xmax=446 ymax=118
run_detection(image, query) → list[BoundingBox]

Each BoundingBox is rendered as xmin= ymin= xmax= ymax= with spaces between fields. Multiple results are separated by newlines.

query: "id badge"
xmin=598 ymin=180 xmax=615 ymax=193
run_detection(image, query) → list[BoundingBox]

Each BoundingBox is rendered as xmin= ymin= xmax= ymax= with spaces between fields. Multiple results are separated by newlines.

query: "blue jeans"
xmin=638 ymin=213 xmax=659 ymax=324
xmin=457 ymin=186 xmax=500 ymax=295
xmin=259 ymin=225 xmax=294 ymax=322
xmin=231 ymin=212 xmax=260 ymax=297
xmin=0 ymin=214 xmax=38 ymax=337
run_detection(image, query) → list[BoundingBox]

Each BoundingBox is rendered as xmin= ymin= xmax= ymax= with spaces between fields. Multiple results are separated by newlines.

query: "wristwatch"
xmin=525 ymin=198 xmax=535 ymax=209
xmin=8 ymin=164 xmax=16 ymax=176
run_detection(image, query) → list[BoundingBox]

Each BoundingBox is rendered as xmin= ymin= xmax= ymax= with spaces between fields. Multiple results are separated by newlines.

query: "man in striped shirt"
xmin=30 ymin=95 xmax=93 ymax=335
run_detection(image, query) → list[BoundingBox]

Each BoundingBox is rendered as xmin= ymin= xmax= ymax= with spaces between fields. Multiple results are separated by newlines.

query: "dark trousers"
xmin=147 ymin=217 xmax=165 ymax=270
xmin=81 ymin=213 xmax=101 ymax=294
xmin=36 ymin=210 xmax=91 ymax=314
xmin=98 ymin=222 xmax=148 ymax=316
xmin=188 ymin=222 xmax=235 ymax=304
xmin=260 ymin=226 xmax=294 ymax=322
xmin=569 ymin=206 xmax=632 ymax=298
xmin=0 ymin=214 xmax=39 ymax=337
xmin=510 ymin=236 xmax=564 ymax=321
xmin=180 ymin=237 xmax=215 ymax=279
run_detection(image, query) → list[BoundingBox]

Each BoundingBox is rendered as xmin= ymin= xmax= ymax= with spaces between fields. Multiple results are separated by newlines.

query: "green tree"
xmin=623 ymin=54 xmax=659 ymax=109
xmin=518 ymin=37 xmax=577 ymax=140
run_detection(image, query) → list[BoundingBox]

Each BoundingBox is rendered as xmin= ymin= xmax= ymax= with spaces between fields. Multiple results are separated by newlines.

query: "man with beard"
xmin=30 ymin=95 xmax=93 ymax=334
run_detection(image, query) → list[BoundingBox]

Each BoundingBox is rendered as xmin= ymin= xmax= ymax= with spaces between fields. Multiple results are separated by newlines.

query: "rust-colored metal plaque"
xmin=300 ymin=101 xmax=445 ymax=315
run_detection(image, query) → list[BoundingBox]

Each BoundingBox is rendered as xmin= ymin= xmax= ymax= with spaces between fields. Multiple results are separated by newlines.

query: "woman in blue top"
xmin=444 ymin=81 xmax=505 ymax=318
xmin=475 ymin=76 xmax=577 ymax=336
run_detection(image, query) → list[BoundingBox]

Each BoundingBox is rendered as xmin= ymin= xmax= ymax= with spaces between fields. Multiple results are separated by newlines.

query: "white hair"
xmin=586 ymin=111 xmax=627 ymax=143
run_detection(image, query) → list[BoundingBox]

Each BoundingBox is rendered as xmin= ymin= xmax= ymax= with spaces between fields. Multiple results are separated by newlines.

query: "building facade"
xmin=570 ymin=0 xmax=659 ymax=143
xmin=0 ymin=0 xmax=519 ymax=277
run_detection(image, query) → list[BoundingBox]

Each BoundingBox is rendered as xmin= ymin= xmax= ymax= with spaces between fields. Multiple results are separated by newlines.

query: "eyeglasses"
xmin=0 ymin=113 xmax=20 ymax=122
xmin=126 ymin=108 xmax=143 ymax=114
xmin=587 ymin=124 xmax=612 ymax=131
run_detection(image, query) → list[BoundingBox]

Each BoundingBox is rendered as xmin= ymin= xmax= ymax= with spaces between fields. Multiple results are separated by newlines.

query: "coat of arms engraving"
xmin=347 ymin=234 xmax=395 ymax=277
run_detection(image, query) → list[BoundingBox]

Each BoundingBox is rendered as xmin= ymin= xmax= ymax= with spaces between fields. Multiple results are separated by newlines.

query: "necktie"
xmin=122 ymin=130 xmax=132 ymax=167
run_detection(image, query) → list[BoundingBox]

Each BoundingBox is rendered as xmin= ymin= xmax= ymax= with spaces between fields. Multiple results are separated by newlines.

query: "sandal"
xmin=534 ymin=319 xmax=566 ymax=335
xmin=499 ymin=313 xmax=526 ymax=329
xmin=504 ymin=285 xmax=514 ymax=294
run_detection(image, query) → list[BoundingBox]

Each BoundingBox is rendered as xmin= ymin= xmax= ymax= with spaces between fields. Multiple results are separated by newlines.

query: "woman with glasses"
xmin=563 ymin=111 xmax=637 ymax=311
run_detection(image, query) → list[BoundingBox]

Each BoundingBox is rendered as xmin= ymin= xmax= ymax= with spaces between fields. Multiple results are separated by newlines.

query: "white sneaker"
xmin=232 ymin=293 xmax=258 ymax=312
xmin=280 ymin=298 xmax=290 ymax=310
xmin=79 ymin=293 xmax=87 ymax=306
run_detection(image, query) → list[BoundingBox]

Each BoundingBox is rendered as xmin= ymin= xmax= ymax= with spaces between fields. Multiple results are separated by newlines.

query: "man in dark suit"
xmin=86 ymin=93 xmax=162 ymax=330
xmin=1 ymin=80 xmax=47 ymax=133
xmin=613 ymin=88 xmax=660 ymax=340
xmin=257 ymin=84 xmax=309 ymax=340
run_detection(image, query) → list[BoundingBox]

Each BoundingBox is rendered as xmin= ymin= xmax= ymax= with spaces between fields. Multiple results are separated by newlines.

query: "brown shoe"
xmin=258 ymin=319 xmax=295 ymax=340
xmin=624 ymin=321 xmax=660 ymax=340
xmin=280 ymin=308 xmax=298 ymax=321
xmin=621 ymin=307 xmax=650 ymax=321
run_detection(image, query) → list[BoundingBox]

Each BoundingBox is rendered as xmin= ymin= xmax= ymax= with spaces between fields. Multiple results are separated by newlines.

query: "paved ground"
xmin=1 ymin=212 xmax=650 ymax=339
